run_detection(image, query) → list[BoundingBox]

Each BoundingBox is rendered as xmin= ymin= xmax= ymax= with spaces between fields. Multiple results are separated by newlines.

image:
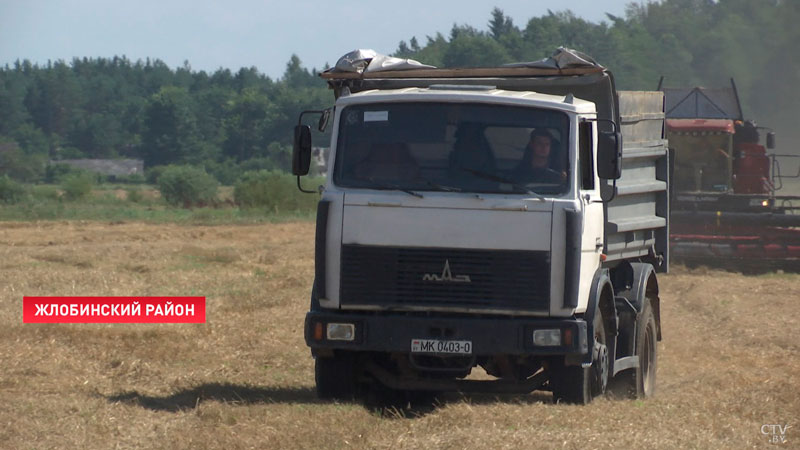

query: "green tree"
xmin=443 ymin=34 xmax=512 ymax=67
xmin=223 ymin=88 xmax=276 ymax=161
xmin=24 ymin=61 xmax=83 ymax=138
xmin=0 ymin=67 xmax=31 ymax=136
xmin=142 ymin=86 xmax=200 ymax=167
xmin=489 ymin=7 xmax=515 ymax=40
xmin=409 ymin=33 xmax=449 ymax=67
xmin=283 ymin=55 xmax=323 ymax=89
xmin=68 ymin=112 xmax=121 ymax=158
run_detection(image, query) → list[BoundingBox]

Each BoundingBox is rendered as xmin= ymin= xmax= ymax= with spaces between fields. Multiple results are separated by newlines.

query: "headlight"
xmin=533 ymin=329 xmax=561 ymax=346
xmin=326 ymin=323 xmax=355 ymax=341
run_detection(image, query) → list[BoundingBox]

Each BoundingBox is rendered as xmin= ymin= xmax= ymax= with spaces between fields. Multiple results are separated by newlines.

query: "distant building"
xmin=49 ymin=159 xmax=144 ymax=177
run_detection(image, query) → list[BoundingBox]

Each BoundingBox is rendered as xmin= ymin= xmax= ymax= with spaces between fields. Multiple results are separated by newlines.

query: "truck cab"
xmin=294 ymin=49 xmax=668 ymax=404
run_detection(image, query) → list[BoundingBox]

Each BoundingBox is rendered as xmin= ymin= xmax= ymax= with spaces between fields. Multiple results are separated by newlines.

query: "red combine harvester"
xmin=660 ymin=78 xmax=800 ymax=271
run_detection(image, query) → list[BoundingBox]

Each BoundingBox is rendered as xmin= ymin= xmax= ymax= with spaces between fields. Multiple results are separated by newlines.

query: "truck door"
xmin=578 ymin=120 xmax=604 ymax=310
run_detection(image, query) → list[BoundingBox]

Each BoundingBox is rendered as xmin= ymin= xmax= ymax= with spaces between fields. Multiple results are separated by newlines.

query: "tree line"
xmin=1 ymin=0 xmax=797 ymax=184
xmin=0 ymin=55 xmax=329 ymax=182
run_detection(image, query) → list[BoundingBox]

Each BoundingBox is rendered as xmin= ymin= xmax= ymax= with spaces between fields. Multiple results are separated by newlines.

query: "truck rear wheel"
xmin=551 ymin=312 xmax=608 ymax=404
xmin=315 ymin=353 xmax=358 ymax=400
xmin=608 ymin=299 xmax=657 ymax=399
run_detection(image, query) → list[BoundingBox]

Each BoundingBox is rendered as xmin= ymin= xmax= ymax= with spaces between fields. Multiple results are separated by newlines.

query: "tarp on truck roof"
xmin=321 ymin=47 xmax=605 ymax=80
xmin=503 ymin=47 xmax=603 ymax=70
xmin=330 ymin=49 xmax=436 ymax=74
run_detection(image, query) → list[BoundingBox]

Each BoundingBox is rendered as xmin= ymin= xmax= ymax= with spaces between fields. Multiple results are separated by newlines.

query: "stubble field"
xmin=0 ymin=220 xmax=798 ymax=449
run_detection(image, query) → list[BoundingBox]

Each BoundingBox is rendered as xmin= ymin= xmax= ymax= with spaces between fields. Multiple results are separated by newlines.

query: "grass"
xmin=0 ymin=222 xmax=797 ymax=449
xmin=178 ymin=245 xmax=241 ymax=265
xmin=0 ymin=184 xmax=318 ymax=224
xmin=0 ymin=199 xmax=314 ymax=224
xmin=755 ymin=269 xmax=800 ymax=279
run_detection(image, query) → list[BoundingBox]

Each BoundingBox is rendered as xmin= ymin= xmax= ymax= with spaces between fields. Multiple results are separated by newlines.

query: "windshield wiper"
xmin=459 ymin=168 xmax=544 ymax=199
xmin=365 ymin=177 xmax=424 ymax=198
xmin=417 ymin=178 xmax=463 ymax=192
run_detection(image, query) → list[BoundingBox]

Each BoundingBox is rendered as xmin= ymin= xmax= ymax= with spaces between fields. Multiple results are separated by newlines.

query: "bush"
xmin=31 ymin=185 xmax=61 ymax=201
xmin=234 ymin=170 xmax=320 ymax=213
xmin=202 ymin=159 xmax=242 ymax=186
xmin=239 ymin=157 xmax=279 ymax=173
xmin=202 ymin=158 xmax=282 ymax=186
xmin=0 ymin=175 xmax=28 ymax=204
xmin=126 ymin=187 xmax=143 ymax=203
xmin=145 ymin=165 xmax=168 ymax=184
xmin=45 ymin=163 xmax=78 ymax=183
xmin=114 ymin=173 xmax=146 ymax=184
xmin=157 ymin=165 xmax=219 ymax=207
xmin=0 ymin=148 xmax=45 ymax=182
xmin=61 ymin=173 xmax=95 ymax=201
xmin=47 ymin=164 xmax=105 ymax=185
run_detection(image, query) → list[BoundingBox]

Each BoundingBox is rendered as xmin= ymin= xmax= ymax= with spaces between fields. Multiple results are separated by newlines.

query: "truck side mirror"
xmin=292 ymin=124 xmax=312 ymax=176
xmin=598 ymin=130 xmax=622 ymax=180
xmin=766 ymin=132 xmax=776 ymax=149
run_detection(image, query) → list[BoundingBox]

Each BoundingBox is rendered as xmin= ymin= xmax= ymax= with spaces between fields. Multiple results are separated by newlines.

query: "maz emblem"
xmin=422 ymin=259 xmax=471 ymax=283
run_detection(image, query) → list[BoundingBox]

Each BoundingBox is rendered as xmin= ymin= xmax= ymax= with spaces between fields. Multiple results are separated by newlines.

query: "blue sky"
xmin=0 ymin=0 xmax=636 ymax=79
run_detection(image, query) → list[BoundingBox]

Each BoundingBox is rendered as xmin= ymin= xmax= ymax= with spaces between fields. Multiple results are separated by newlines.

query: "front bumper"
xmin=304 ymin=311 xmax=588 ymax=356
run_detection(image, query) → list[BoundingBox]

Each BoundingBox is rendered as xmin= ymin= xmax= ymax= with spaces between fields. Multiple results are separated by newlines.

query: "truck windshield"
xmin=332 ymin=102 xmax=570 ymax=195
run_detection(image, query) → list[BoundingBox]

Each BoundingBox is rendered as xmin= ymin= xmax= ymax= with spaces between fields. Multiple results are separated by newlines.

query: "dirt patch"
xmin=0 ymin=221 xmax=797 ymax=449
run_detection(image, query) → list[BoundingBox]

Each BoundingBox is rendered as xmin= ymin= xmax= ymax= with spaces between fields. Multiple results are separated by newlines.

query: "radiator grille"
xmin=340 ymin=245 xmax=550 ymax=311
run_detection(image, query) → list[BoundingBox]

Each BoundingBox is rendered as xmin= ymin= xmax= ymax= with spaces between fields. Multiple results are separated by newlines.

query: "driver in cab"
xmin=512 ymin=129 xmax=565 ymax=184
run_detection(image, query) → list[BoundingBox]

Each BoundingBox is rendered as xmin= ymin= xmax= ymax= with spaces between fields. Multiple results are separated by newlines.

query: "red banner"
xmin=23 ymin=297 xmax=206 ymax=323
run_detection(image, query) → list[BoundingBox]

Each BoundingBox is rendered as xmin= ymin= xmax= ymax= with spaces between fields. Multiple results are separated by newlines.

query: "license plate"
xmin=411 ymin=339 xmax=472 ymax=355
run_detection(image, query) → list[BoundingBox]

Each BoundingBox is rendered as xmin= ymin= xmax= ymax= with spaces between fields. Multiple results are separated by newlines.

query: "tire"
xmin=608 ymin=299 xmax=658 ymax=399
xmin=551 ymin=311 xmax=608 ymax=404
xmin=315 ymin=354 xmax=358 ymax=400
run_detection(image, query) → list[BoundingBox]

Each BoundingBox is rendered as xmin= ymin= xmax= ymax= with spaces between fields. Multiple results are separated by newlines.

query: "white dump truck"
xmin=292 ymin=49 xmax=669 ymax=404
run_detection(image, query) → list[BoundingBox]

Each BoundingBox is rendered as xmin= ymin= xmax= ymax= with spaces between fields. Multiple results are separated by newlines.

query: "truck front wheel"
xmin=551 ymin=312 xmax=608 ymax=404
xmin=315 ymin=353 xmax=358 ymax=400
